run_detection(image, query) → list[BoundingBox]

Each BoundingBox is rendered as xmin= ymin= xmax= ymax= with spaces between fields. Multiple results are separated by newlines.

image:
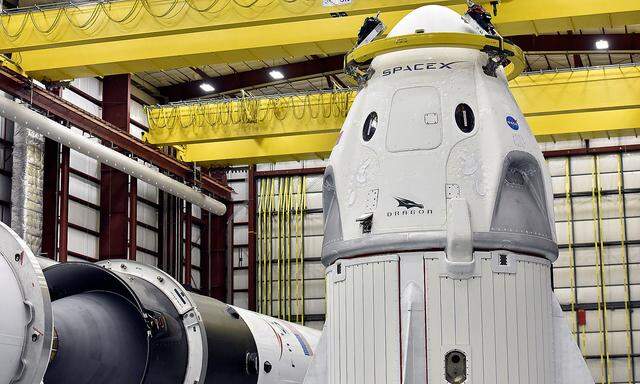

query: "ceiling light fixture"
xmin=595 ymin=39 xmax=610 ymax=50
xmin=269 ymin=70 xmax=285 ymax=80
xmin=199 ymin=83 xmax=215 ymax=92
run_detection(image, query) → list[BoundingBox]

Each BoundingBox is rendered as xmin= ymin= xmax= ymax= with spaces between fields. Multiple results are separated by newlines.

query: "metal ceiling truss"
xmin=156 ymin=33 xmax=640 ymax=101
xmin=160 ymin=55 xmax=346 ymax=101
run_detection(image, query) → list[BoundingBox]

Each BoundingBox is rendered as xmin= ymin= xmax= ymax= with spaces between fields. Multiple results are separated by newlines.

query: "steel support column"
xmin=208 ymin=170 xmax=232 ymax=302
xmin=159 ymin=192 xmax=179 ymax=279
xmin=58 ymin=146 xmax=70 ymax=263
xmin=184 ymin=202 xmax=193 ymax=287
xmin=209 ymin=209 xmax=226 ymax=301
xmin=129 ymin=178 xmax=137 ymax=260
xmin=200 ymin=210 xmax=211 ymax=296
xmin=247 ymin=165 xmax=257 ymax=311
xmin=100 ymin=74 xmax=132 ymax=260
xmin=41 ymin=138 xmax=60 ymax=260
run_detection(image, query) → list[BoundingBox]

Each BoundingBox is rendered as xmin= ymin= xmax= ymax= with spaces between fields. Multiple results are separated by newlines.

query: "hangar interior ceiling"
xmin=0 ymin=1 xmax=638 ymax=383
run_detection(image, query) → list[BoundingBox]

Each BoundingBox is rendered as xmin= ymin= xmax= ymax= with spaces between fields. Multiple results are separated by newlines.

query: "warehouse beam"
xmin=159 ymin=55 xmax=346 ymax=102
xmin=9 ymin=0 xmax=478 ymax=80
xmin=509 ymin=33 xmax=640 ymax=53
xmin=158 ymin=33 xmax=640 ymax=101
xmin=14 ymin=0 xmax=640 ymax=80
xmin=510 ymin=64 xmax=640 ymax=141
xmin=100 ymin=74 xmax=133 ymax=261
xmin=169 ymin=65 xmax=640 ymax=164
xmin=0 ymin=0 xmax=466 ymax=53
xmin=178 ymin=132 xmax=339 ymax=166
xmin=144 ymin=90 xmax=355 ymax=145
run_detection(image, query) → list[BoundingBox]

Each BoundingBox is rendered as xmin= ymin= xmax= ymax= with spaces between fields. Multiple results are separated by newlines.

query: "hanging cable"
xmin=257 ymin=177 xmax=265 ymax=313
xmin=0 ymin=0 xmax=308 ymax=41
xmin=616 ymin=154 xmax=634 ymax=384
xmin=564 ymin=159 xmax=578 ymax=338
xmin=593 ymin=156 xmax=611 ymax=384
xmin=285 ymin=177 xmax=293 ymax=322
xmin=267 ymin=177 xmax=275 ymax=316
xmin=294 ymin=176 xmax=303 ymax=324
xmin=300 ymin=176 xmax=306 ymax=325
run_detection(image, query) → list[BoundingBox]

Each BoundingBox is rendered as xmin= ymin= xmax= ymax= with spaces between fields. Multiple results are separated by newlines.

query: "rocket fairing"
xmin=307 ymin=4 xmax=594 ymax=384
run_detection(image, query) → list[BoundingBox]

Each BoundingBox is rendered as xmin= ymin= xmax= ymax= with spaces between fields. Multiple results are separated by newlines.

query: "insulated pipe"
xmin=0 ymin=96 xmax=227 ymax=215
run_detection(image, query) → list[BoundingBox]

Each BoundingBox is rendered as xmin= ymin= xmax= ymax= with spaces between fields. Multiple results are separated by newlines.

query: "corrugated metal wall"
xmin=59 ymin=78 xmax=161 ymax=265
xmin=229 ymin=161 xmax=327 ymax=330
xmin=545 ymin=137 xmax=640 ymax=384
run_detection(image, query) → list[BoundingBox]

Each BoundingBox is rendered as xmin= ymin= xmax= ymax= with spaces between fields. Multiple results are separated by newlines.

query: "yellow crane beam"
xmin=4 ymin=0 xmax=478 ymax=80
xmin=144 ymin=91 xmax=356 ymax=145
xmin=161 ymin=65 xmax=640 ymax=165
xmin=9 ymin=0 xmax=640 ymax=80
xmin=510 ymin=65 xmax=640 ymax=141
xmin=178 ymin=132 xmax=339 ymax=166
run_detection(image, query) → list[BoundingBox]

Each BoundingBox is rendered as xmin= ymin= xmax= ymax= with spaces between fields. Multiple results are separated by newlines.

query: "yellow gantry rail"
xmin=4 ymin=0 xmax=640 ymax=80
xmin=146 ymin=64 xmax=640 ymax=165
xmin=511 ymin=65 xmax=640 ymax=141
xmin=1 ymin=0 xmax=494 ymax=80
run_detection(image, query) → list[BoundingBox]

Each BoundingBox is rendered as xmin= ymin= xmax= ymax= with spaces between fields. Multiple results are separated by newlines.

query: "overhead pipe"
xmin=0 ymin=96 xmax=227 ymax=215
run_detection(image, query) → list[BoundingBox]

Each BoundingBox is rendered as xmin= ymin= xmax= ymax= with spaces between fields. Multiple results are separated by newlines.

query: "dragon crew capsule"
xmin=304 ymin=4 xmax=594 ymax=384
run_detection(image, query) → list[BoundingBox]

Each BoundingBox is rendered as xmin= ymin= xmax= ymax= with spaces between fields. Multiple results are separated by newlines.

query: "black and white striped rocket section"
xmin=307 ymin=5 xmax=593 ymax=384
xmin=0 ymin=222 xmax=320 ymax=384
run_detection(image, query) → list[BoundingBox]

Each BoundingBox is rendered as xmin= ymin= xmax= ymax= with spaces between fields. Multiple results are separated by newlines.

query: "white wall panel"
xmin=67 ymin=200 xmax=99 ymax=232
xmin=68 ymin=174 xmax=100 ymax=204
xmin=67 ymin=228 xmax=98 ymax=259
xmin=136 ymin=223 xmax=158 ymax=252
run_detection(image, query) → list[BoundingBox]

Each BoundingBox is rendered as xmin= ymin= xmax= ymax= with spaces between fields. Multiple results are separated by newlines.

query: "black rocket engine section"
xmin=42 ymin=262 xmax=189 ymax=384
xmin=44 ymin=291 xmax=149 ymax=384
xmin=191 ymin=294 xmax=260 ymax=384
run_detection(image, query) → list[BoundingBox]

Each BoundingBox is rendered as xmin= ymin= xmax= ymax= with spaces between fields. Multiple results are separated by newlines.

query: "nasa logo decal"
xmin=506 ymin=116 xmax=520 ymax=131
xmin=387 ymin=197 xmax=432 ymax=217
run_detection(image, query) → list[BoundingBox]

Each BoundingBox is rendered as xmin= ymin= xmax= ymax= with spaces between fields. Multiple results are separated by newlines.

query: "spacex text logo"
xmin=387 ymin=197 xmax=433 ymax=217
xmin=382 ymin=61 xmax=466 ymax=77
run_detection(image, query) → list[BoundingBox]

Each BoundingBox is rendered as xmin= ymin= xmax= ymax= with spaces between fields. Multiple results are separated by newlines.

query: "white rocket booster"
xmin=0 ymin=219 xmax=320 ymax=384
xmin=307 ymin=5 xmax=594 ymax=384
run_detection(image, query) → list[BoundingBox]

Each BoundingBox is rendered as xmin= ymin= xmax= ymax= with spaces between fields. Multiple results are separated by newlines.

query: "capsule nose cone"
xmin=388 ymin=5 xmax=479 ymax=37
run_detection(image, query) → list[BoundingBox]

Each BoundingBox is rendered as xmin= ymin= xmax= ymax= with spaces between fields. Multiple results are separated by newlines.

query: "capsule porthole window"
xmin=362 ymin=111 xmax=378 ymax=142
xmin=454 ymin=104 xmax=475 ymax=133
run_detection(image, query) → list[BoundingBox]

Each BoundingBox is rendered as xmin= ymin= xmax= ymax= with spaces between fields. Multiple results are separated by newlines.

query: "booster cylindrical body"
xmin=39 ymin=260 xmax=320 ymax=384
xmin=322 ymin=6 xmax=557 ymax=384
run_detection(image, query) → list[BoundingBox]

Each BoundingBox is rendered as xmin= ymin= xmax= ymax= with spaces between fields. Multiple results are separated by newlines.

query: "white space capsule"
xmin=310 ymin=5 xmax=594 ymax=384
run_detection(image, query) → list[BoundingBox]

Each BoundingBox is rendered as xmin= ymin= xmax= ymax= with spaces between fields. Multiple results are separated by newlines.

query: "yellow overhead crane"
xmin=145 ymin=65 xmax=640 ymax=165
xmin=1 ymin=0 xmax=639 ymax=80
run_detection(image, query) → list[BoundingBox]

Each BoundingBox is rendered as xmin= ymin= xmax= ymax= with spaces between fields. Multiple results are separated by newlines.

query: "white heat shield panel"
xmin=325 ymin=255 xmax=401 ymax=384
xmin=425 ymin=252 xmax=555 ymax=384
